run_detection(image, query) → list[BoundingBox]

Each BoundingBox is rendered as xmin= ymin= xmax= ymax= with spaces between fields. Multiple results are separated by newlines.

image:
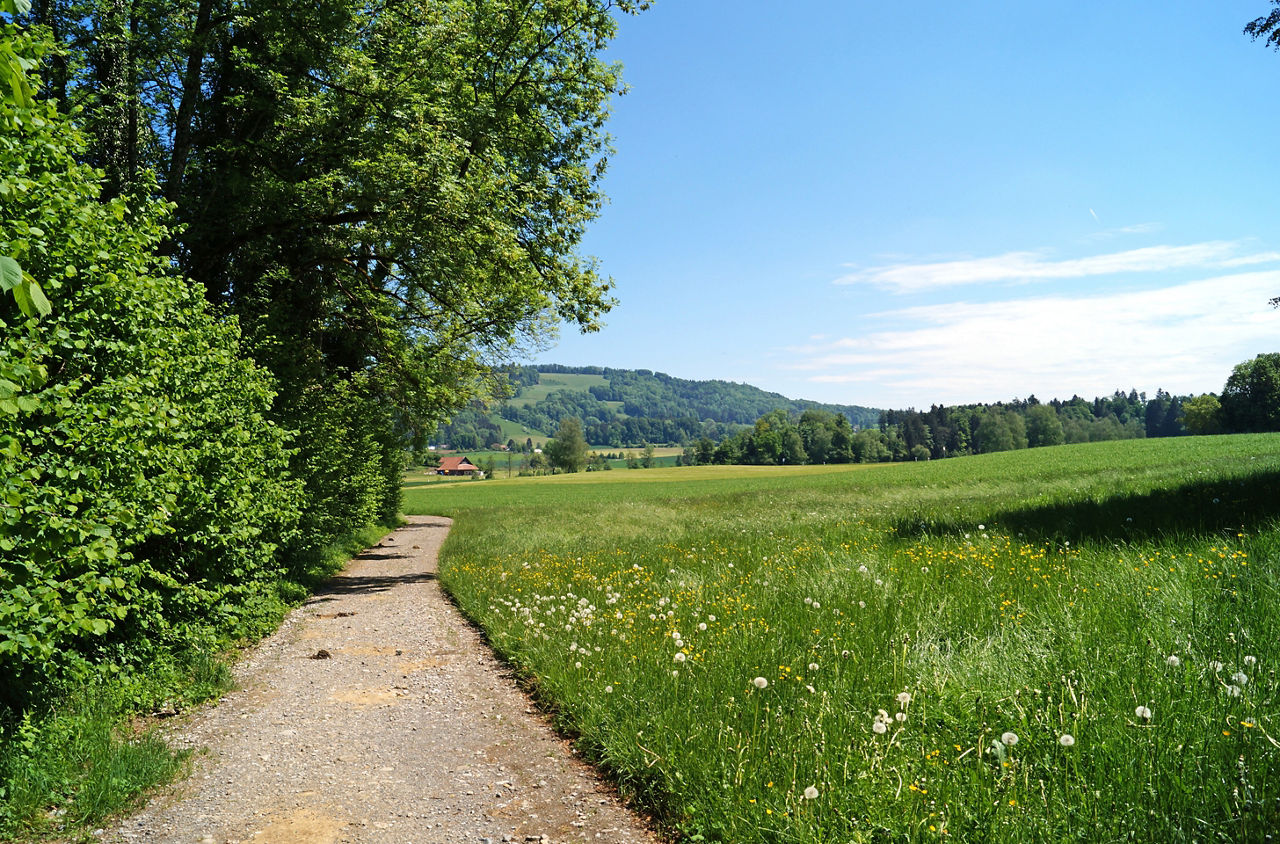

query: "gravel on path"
xmin=105 ymin=516 xmax=659 ymax=844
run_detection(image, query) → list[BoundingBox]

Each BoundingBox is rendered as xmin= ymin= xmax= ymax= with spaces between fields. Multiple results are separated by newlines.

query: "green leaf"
xmin=0 ymin=255 xmax=19 ymax=292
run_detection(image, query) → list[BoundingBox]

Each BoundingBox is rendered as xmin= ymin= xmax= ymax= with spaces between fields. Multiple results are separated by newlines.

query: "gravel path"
xmin=105 ymin=516 xmax=659 ymax=844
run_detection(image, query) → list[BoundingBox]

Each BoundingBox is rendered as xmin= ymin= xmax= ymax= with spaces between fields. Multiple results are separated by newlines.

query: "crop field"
xmin=403 ymin=436 xmax=1280 ymax=842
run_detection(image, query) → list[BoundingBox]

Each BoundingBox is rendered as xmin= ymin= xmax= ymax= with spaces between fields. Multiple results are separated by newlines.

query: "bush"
xmin=0 ymin=27 xmax=299 ymax=710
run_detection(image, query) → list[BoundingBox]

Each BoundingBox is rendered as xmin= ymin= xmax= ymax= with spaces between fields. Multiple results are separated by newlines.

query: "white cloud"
xmin=832 ymin=241 xmax=1278 ymax=293
xmin=788 ymin=271 xmax=1280 ymax=408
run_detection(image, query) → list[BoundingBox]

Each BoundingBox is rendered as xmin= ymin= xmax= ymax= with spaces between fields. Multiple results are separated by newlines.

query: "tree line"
xmin=1 ymin=0 xmax=638 ymax=715
xmin=533 ymin=354 xmax=1280 ymax=472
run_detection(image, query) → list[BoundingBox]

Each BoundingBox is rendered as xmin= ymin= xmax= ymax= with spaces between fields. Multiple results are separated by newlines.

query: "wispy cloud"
xmin=833 ymin=241 xmax=1279 ymax=293
xmin=788 ymin=271 xmax=1280 ymax=408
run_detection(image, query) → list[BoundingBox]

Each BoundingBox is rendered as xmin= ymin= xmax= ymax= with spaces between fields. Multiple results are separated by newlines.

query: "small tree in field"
xmin=545 ymin=417 xmax=589 ymax=473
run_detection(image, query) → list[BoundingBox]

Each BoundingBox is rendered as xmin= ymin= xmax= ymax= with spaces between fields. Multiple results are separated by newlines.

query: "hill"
xmin=429 ymin=365 xmax=881 ymax=449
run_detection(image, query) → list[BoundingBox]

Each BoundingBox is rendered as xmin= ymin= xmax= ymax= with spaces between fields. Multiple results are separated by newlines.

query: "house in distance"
xmin=437 ymin=455 xmax=482 ymax=477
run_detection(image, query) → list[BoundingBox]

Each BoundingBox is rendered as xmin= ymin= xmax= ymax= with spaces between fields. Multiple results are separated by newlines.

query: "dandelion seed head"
xmin=1209 ymin=660 xmax=1224 ymax=673
xmin=673 ymin=652 xmax=686 ymax=663
xmin=1135 ymin=705 xmax=1152 ymax=720
xmin=896 ymin=692 xmax=912 ymax=706
xmin=1232 ymin=672 xmax=1249 ymax=686
xmin=1000 ymin=732 xmax=1019 ymax=746
xmin=803 ymin=785 xmax=819 ymax=800
xmin=1166 ymin=655 xmax=1181 ymax=668
xmin=872 ymin=721 xmax=888 ymax=734
xmin=1244 ymin=655 xmax=1257 ymax=667
xmin=894 ymin=712 xmax=907 ymax=722
xmin=1227 ymin=684 xmax=1242 ymax=697
xmin=753 ymin=676 xmax=768 ymax=689
xmin=808 ymin=663 xmax=819 ymax=672
xmin=604 ymin=685 xmax=613 ymax=693
xmin=1058 ymin=734 xmax=1075 ymax=747
xmin=698 ymin=622 xmax=707 ymax=631
xmin=978 ymin=524 xmax=985 ymax=531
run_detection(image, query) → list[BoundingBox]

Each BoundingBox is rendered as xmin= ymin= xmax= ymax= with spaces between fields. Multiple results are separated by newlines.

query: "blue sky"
xmin=530 ymin=1 xmax=1280 ymax=410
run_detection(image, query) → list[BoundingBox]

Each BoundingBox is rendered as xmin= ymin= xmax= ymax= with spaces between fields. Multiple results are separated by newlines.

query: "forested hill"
xmin=432 ymin=365 xmax=881 ymax=449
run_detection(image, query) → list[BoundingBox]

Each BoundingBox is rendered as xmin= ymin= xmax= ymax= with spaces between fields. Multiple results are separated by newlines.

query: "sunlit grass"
xmin=411 ymin=436 xmax=1280 ymax=842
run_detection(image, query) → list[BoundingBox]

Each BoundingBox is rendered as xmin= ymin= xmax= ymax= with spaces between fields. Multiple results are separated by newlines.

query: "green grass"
xmin=507 ymin=373 xmax=609 ymax=408
xmin=409 ymin=436 xmax=1280 ymax=842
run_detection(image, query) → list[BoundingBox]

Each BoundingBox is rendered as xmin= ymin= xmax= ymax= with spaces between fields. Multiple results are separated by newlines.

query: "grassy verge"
xmin=0 ymin=520 xmax=398 ymax=843
xmin=411 ymin=436 xmax=1280 ymax=842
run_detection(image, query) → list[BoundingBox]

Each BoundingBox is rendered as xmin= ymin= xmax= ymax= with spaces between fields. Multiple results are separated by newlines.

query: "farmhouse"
xmin=437 ymin=455 xmax=481 ymax=476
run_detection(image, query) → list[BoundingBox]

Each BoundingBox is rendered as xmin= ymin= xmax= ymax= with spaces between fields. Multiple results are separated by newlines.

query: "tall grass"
xmin=412 ymin=436 xmax=1280 ymax=842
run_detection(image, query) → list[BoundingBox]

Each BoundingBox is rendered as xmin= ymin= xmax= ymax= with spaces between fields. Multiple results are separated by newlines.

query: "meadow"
xmin=404 ymin=436 xmax=1280 ymax=842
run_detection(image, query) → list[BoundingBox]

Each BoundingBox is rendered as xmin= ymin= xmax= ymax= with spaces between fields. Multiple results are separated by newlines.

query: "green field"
xmin=507 ymin=372 xmax=610 ymax=408
xmin=404 ymin=436 xmax=1280 ymax=842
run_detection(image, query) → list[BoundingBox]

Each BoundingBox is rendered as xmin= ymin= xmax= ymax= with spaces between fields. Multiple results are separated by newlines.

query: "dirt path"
xmin=106 ymin=516 xmax=659 ymax=844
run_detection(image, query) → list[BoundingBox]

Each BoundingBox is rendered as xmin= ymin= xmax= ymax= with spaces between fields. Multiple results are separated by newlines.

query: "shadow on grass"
xmin=893 ymin=468 xmax=1280 ymax=545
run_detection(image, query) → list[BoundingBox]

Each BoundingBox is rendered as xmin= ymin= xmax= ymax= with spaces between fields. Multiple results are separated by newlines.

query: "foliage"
xmin=544 ymin=416 xmax=589 ymax=474
xmin=0 ymin=26 xmax=298 ymax=709
xmin=1220 ymin=352 xmax=1280 ymax=433
xmin=1183 ymin=393 xmax=1224 ymax=435
xmin=418 ymin=435 xmax=1280 ymax=842
xmin=30 ymin=0 xmax=649 ymax=559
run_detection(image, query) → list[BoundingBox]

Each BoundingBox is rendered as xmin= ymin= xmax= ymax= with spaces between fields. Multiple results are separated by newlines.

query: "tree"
xmin=1182 ymin=394 xmax=1223 ymax=435
xmin=2 ymin=22 xmax=296 ymax=705
xmin=1025 ymin=404 xmax=1065 ymax=447
xmin=545 ymin=417 xmax=589 ymax=473
xmin=1220 ymin=353 xmax=1280 ymax=432
xmin=31 ymin=0 xmax=648 ymax=555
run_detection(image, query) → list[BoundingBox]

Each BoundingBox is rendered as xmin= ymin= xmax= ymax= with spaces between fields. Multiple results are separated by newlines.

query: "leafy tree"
xmin=1182 ymin=394 xmax=1223 ymax=435
xmin=32 ymin=0 xmax=649 ymax=555
xmin=1025 ymin=404 xmax=1065 ymax=447
xmin=1220 ymin=353 xmax=1280 ymax=432
xmin=1 ymin=24 xmax=296 ymax=707
xmin=545 ymin=417 xmax=589 ymax=473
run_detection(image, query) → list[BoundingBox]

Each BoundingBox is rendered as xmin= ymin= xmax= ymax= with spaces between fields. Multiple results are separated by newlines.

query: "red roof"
xmin=439 ymin=456 xmax=480 ymax=472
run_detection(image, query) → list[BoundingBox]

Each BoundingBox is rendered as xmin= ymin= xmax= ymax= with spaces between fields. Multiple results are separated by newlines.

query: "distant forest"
xmin=428 ymin=362 xmax=1242 ymax=467
xmin=431 ymin=365 xmax=881 ymax=450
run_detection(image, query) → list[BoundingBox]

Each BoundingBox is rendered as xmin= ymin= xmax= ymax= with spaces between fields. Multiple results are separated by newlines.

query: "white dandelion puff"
xmin=1000 ymin=732 xmax=1019 ymax=746
xmin=895 ymin=692 xmax=912 ymax=706
xmin=872 ymin=720 xmax=888 ymax=734
xmin=808 ymin=663 xmax=819 ymax=672
xmin=673 ymin=652 xmax=686 ymax=663
xmin=894 ymin=712 xmax=907 ymax=722
xmin=753 ymin=677 xmax=768 ymax=689
xmin=1232 ymin=672 xmax=1249 ymax=686
xmin=1244 ymin=655 xmax=1257 ymax=667
xmin=604 ymin=685 xmax=613 ymax=693
xmin=1058 ymin=734 xmax=1075 ymax=747
xmin=1135 ymin=705 xmax=1152 ymax=720
xmin=803 ymin=785 xmax=819 ymax=800
xmin=1227 ymin=684 xmax=1242 ymax=697
xmin=1166 ymin=655 xmax=1181 ymax=668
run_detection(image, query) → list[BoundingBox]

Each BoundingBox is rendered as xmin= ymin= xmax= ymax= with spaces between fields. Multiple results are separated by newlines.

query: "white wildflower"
xmin=1244 ymin=655 xmax=1257 ymax=667
xmin=803 ymin=785 xmax=819 ymax=800
xmin=1166 ymin=655 xmax=1181 ymax=668
xmin=753 ymin=677 xmax=768 ymax=689
xmin=1000 ymin=732 xmax=1018 ymax=746
xmin=872 ymin=720 xmax=888 ymax=734
xmin=1135 ymin=705 xmax=1152 ymax=720
xmin=1058 ymin=734 xmax=1075 ymax=747
xmin=673 ymin=652 xmax=686 ymax=663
